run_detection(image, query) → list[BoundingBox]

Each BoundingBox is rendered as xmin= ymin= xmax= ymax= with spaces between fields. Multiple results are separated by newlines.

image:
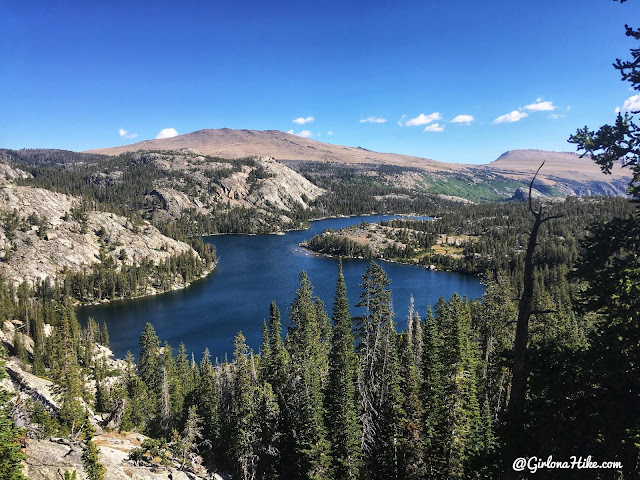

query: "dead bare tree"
xmin=504 ymin=162 xmax=563 ymax=475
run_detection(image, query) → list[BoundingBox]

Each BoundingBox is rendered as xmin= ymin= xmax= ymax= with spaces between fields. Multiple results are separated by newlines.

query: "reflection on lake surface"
xmin=76 ymin=215 xmax=485 ymax=360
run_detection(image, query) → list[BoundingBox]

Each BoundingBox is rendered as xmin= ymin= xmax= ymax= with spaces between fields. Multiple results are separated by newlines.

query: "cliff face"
xmin=134 ymin=151 xmax=324 ymax=221
xmin=0 ymin=178 xmax=202 ymax=289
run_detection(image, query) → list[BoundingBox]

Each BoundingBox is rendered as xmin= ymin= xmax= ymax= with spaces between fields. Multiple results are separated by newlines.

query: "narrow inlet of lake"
xmin=76 ymin=215 xmax=485 ymax=360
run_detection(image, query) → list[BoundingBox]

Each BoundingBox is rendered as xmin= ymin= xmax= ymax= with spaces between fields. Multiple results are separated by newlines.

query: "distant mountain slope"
xmin=87 ymin=128 xmax=463 ymax=172
xmin=87 ymin=129 xmax=631 ymax=190
xmin=484 ymin=149 xmax=629 ymax=182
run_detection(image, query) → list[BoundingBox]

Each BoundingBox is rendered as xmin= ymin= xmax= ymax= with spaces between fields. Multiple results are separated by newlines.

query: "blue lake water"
xmin=76 ymin=215 xmax=485 ymax=361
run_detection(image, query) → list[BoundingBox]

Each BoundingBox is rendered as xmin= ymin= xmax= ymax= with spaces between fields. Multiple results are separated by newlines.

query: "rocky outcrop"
xmin=24 ymin=433 xmax=221 ymax=480
xmin=509 ymin=187 xmax=546 ymax=202
xmin=0 ymin=162 xmax=31 ymax=181
xmin=127 ymin=150 xmax=325 ymax=227
xmin=0 ymin=182 xmax=201 ymax=287
xmin=5 ymin=359 xmax=59 ymax=414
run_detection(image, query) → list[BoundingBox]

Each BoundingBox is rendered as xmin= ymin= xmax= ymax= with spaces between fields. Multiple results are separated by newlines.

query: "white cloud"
xmin=327 ymin=131 xmax=334 ymax=136
xmin=293 ymin=116 xmax=315 ymax=125
xmin=397 ymin=114 xmax=407 ymax=126
xmin=287 ymin=129 xmax=313 ymax=138
xmin=617 ymin=94 xmax=640 ymax=113
xmin=405 ymin=112 xmax=441 ymax=126
xmin=524 ymin=100 xmax=556 ymax=112
xmin=549 ymin=113 xmax=565 ymax=120
xmin=451 ymin=114 xmax=474 ymax=124
xmin=360 ymin=116 xmax=387 ymax=123
xmin=424 ymin=123 xmax=444 ymax=132
xmin=119 ymin=128 xmax=138 ymax=139
xmin=156 ymin=128 xmax=179 ymax=139
xmin=493 ymin=111 xmax=528 ymax=124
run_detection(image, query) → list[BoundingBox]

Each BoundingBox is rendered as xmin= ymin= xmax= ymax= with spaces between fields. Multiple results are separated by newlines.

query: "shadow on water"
xmin=77 ymin=215 xmax=484 ymax=360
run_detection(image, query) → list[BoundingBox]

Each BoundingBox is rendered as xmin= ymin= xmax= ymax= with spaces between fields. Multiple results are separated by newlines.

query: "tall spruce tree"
xmin=286 ymin=271 xmax=331 ymax=480
xmin=397 ymin=331 xmax=425 ymax=479
xmin=255 ymin=380 xmax=281 ymax=479
xmin=173 ymin=342 xmax=191 ymax=421
xmin=50 ymin=302 xmax=85 ymax=434
xmin=355 ymin=261 xmax=403 ymax=480
xmin=325 ymin=260 xmax=361 ymax=480
xmin=231 ymin=332 xmax=259 ymax=480
xmin=195 ymin=348 xmax=219 ymax=468
xmin=438 ymin=295 xmax=481 ymax=479
xmin=263 ymin=301 xmax=289 ymax=476
xmin=138 ymin=323 xmax=160 ymax=394
xmin=421 ymin=305 xmax=447 ymax=479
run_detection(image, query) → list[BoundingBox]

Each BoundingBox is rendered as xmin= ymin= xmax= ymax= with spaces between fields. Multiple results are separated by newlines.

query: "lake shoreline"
xmin=77 ymin=214 xmax=485 ymax=360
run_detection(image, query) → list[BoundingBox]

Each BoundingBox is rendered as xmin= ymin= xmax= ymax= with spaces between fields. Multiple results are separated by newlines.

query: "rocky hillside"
xmin=0 ymin=167 xmax=211 ymax=291
xmin=482 ymin=149 xmax=630 ymax=197
xmin=86 ymin=129 xmax=632 ymax=200
xmin=137 ymin=150 xmax=324 ymax=218
xmin=0 ymin=328 xmax=217 ymax=480
xmin=1 ymin=148 xmax=325 ymax=233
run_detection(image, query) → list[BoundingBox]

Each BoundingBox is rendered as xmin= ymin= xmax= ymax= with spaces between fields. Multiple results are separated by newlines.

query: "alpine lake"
xmin=76 ymin=215 xmax=485 ymax=360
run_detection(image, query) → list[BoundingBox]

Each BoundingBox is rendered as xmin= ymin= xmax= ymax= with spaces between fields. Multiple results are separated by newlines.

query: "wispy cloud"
xmin=360 ymin=116 xmax=387 ymax=124
xmin=156 ymin=128 xmax=179 ymax=139
xmin=615 ymin=94 xmax=640 ymax=113
xmin=119 ymin=128 xmax=138 ymax=139
xmin=493 ymin=111 xmax=528 ymax=124
xmin=292 ymin=116 xmax=314 ymax=125
xmin=524 ymin=100 xmax=556 ymax=112
xmin=397 ymin=114 xmax=407 ymax=126
xmin=451 ymin=114 xmax=474 ymax=124
xmin=327 ymin=131 xmax=334 ymax=136
xmin=549 ymin=113 xmax=565 ymax=120
xmin=424 ymin=123 xmax=444 ymax=132
xmin=405 ymin=112 xmax=441 ymax=126
xmin=287 ymin=129 xmax=313 ymax=138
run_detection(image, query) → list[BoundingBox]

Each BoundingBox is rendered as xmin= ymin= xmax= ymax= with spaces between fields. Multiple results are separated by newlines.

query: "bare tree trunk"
xmin=503 ymin=162 xmax=562 ymax=479
xmin=101 ymin=398 xmax=127 ymax=430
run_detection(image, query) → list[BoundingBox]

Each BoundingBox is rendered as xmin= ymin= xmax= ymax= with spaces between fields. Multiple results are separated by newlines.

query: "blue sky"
xmin=1 ymin=0 xmax=639 ymax=164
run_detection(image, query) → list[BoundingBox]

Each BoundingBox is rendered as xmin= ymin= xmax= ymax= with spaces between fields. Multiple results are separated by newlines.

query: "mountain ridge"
xmin=86 ymin=128 xmax=631 ymax=186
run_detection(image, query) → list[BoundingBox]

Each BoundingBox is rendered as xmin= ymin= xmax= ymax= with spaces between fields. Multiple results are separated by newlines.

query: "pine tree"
xmin=231 ymin=332 xmax=258 ymax=480
xmin=100 ymin=322 xmax=109 ymax=348
xmin=421 ymin=305 xmax=447 ymax=479
xmin=436 ymin=295 xmax=481 ymax=478
xmin=259 ymin=320 xmax=271 ymax=373
xmin=138 ymin=323 xmax=160 ymax=394
xmin=121 ymin=351 xmax=154 ymax=432
xmin=265 ymin=302 xmax=289 ymax=393
xmin=475 ymin=271 xmax=516 ymax=421
xmin=397 ymin=331 xmax=425 ymax=479
xmin=325 ymin=259 xmax=361 ymax=480
xmin=159 ymin=367 xmax=171 ymax=432
xmin=286 ymin=271 xmax=331 ymax=480
xmin=255 ymin=381 xmax=280 ymax=479
xmin=32 ymin=313 xmax=45 ymax=376
xmin=0 ymin=346 xmax=26 ymax=480
xmin=195 ymin=348 xmax=219 ymax=467
xmin=355 ymin=261 xmax=403 ymax=480
xmin=81 ymin=412 xmax=106 ymax=480
xmin=263 ymin=301 xmax=289 ymax=476
xmin=173 ymin=342 xmax=191 ymax=420
xmin=50 ymin=303 xmax=85 ymax=434
xmin=174 ymin=404 xmax=203 ymax=470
